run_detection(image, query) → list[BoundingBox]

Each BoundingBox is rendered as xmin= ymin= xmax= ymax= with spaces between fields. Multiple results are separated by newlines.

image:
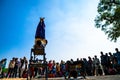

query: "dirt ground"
xmin=0 ymin=75 xmax=120 ymax=80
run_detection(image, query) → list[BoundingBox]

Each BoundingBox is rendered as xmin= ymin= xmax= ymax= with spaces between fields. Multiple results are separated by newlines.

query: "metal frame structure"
xmin=27 ymin=47 xmax=48 ymax=80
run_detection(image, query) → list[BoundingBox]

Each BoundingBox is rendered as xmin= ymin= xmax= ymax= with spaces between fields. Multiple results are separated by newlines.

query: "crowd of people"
xmin=0 ymin=48 xmax=120 ymax=79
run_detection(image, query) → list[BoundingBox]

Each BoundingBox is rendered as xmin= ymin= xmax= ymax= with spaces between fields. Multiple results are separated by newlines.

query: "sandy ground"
xmin=0 ymin=75 xmax=120 ymax=80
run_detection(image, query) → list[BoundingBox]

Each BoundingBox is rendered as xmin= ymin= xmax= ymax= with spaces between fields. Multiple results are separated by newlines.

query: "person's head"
xmin=109 ymin=52 xmax=112 ymax=56
xmin=56 ymin=62 xmax=59 ymax=65
xmin=70 ymin=59 xmax=73 ymax=62
xmin=100 ymin=51 xmax=103 ymax=55
xmin=95 ymin=55 xmax=97 ymax=58
xmin=30 ymin=56 xmax=33 ymax=60
xmin=40 ymin=17 xmax=45 ymax=22
xmin=49 ymin=60 xmax=52 ymax=63
xmin=15 ymin=58 xmax=18 ymax=61
xmin=115 ymin=48 xmax=119 ymax=52
xmin=12 ymin=57 xmax=15 ymax=60
xmin=77 ymin=58 xmax=79 ymax=61
xmin=88 ymin=56 xmax=91 ymax=60
xmin=23 ymin=56 xmax=26 ymax=60
xmin=3 ymin=58 xmax=7 ymax=61
xmin=105 ymin=53 xmax=108 ymax=56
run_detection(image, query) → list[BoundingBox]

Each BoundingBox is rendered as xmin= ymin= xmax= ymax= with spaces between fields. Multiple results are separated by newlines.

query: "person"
xmin=113 ymin=48 xmax=120 ymax=65
xmin=87 ymin=56 xmax=93 ymax=76
xmin=109 ymin=52 xmax=114 ymax=66
xmin=6 ymin=59 xmax=15 ymax=78
xmin=60 ymin=60 xmax=66 ymax=79
xmin=19 ymin=58 xmax=24 ymax=78
xmin=78 ymin=58 xmax=86 ymax=79
xmin=113 ymin=48 xmax=120 ymax=74
xmin=56 ymin=62 xmax=61 ymax=77
xmin=13 ymin=58 xmax=19 ymax=78
xmin=100 ymin=51 xmax=106 ymax=72
xmin=0 ymin=66 xmax=2 ymax=78
xmin=51 ymin=60 xmax=56 ymax=77
xmin=48 ymin=60 xmax=53 ymax=74
xmin=93 ymin=55 xmax=100 ymax=76
xmin=0 ymin=58 xmax=7 ymax=78
xmin=68 ymin=59 xmax=78 ymax=79
xmin=24 ymin=57 xmax=28 ymax=70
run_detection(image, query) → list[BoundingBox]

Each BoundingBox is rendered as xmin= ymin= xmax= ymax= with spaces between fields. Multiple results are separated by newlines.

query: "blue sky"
xmin=0 ymin=0 xmax=120 ymax=65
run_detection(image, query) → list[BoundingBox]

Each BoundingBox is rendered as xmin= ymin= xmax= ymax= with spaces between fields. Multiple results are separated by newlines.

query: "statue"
xmin=35 ymin=17 xmax=45 ymax=39
xmin=35 ymin=17 xmax=47 ymax=48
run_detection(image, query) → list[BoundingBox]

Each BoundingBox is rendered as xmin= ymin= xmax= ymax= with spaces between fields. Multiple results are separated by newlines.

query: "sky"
xmin=0 ymin=0 xmax=120 ymax=66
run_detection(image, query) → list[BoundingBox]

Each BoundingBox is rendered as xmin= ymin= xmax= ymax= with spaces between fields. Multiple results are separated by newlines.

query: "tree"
xmin=95 ymin=0 xmax=120 ymax=42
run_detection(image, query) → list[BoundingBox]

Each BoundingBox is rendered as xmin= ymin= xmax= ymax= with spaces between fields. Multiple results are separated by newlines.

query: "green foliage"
xmin=95 ymin=0 xmax=120 ymax=42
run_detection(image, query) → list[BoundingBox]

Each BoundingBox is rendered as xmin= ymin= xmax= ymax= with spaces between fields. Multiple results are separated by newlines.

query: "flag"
xmin=35 ymin=18 xmax=45 ymax=39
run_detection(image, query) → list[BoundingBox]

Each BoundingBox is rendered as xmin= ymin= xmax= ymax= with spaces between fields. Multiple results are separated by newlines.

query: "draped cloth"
xmin=35 ymin=18 xmax=45 ymax=39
